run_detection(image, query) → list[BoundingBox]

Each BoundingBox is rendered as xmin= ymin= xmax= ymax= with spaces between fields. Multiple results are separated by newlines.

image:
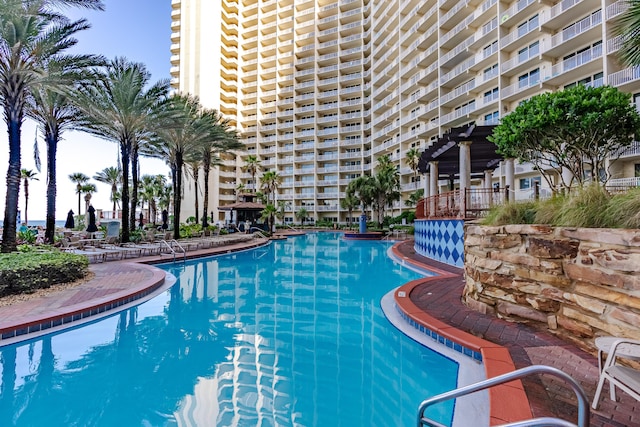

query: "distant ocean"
xmin=0 ymin=220 xmax=67 ymax=228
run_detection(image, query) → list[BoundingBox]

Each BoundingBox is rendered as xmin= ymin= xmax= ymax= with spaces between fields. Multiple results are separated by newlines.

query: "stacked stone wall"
xmin=464 ymin=224 xmax=640 ymax=349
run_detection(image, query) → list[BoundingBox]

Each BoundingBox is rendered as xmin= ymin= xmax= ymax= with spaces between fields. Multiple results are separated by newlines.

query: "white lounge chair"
xmin=592 ymin=338 xmax=640 ymax=409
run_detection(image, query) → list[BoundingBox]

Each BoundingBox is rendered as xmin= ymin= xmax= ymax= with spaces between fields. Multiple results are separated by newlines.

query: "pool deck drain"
xmin=0 ymin=235 xmax=637 ymax=426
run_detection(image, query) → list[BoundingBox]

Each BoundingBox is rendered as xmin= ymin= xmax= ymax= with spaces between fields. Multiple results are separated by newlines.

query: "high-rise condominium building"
xmin=170 ymin=0 xmax=640 ymax=224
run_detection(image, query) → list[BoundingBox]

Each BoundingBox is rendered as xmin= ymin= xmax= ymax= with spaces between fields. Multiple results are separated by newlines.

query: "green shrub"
xmin=603 ymin=187 xmax=640 ymax=229
xmin=0 ymin=251 xmax=89 ymax=297
xmin=553 ymin=184 xmax=612 ymax=228
xmin=482 ymin=201 xmax=538 ymax=225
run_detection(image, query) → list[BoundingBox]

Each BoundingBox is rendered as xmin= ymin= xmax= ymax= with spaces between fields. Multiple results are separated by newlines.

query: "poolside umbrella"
xmin=161 ymin=210 xmax=168 ymax=230
xmin=86 ymin=205 xmax=98 ymax=232
xmin=64 ymin=210 xmax=75 ymax=229
xmin=139 ymin=212 xmax=144 ymax=228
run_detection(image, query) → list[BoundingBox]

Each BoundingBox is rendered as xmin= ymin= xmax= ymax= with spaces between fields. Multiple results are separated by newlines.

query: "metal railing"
xmin=417 ymin=365 xmax=589 ymax=427
xmin=159 ymin=239 xmax=186 ymax=263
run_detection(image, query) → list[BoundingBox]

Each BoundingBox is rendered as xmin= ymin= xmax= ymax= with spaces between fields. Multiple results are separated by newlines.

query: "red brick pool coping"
xmin=391 ymin=243 xmax=534 ymax=426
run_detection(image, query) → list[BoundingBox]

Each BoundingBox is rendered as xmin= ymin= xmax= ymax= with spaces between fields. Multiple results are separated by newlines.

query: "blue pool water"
xmin=0 ymin=232 xmax=458 ymax=426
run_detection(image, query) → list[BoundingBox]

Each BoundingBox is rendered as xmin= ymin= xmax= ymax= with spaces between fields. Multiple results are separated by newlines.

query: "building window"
xmin=517 ymin=14 xmax=539 ymax=38
xmin=484 ymin=111 xmax=499 ymax=124
xmin=519 ymin=176 xmax=541 ymax=190
xmin=518 ymin=68 xmax=540 ymax=88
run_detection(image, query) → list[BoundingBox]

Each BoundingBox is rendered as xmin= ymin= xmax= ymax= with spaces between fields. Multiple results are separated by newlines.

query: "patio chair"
xmin=592 ymin=338 xmax=640 ymax=409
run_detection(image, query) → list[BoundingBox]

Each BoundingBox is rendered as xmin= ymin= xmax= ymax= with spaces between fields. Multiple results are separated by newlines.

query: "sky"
xmin=0 ymin=0 xmax=173 ymax=222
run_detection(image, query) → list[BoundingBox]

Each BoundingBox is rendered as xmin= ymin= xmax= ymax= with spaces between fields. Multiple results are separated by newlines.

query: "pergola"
xmin=418 ymin=124 xmax=502 ymax=189
xmin=415 ymin=124 xmax=514 ymax=218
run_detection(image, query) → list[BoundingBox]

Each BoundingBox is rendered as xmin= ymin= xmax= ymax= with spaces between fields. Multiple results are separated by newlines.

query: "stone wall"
xmin=463 ymin=224 xmax=640 ymax=348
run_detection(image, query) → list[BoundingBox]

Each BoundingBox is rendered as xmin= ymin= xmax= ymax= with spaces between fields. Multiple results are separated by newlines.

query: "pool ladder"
xmin=417 ymin=365 xmax=589 ymax=427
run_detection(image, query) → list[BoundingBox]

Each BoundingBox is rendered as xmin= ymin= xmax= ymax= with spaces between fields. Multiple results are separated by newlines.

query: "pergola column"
xmin=484 ymin=169 xmax=493 ymax=207
xmin=505 ymin=158 xmax=515 ymax=201
xmin=459 ymin=141 xmax=472 ymax=218
xmin=429 ymin=161 xmax=439 ymax=217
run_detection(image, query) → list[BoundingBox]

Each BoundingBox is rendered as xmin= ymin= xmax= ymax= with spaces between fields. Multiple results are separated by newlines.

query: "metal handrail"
xmin=417 ymin=365 xmax=589 ymax=427
xmin=159 ymin=239 xmax=186 ymax=263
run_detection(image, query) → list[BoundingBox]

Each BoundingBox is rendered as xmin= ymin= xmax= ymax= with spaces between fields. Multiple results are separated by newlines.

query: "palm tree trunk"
xmin=45 ymin=134 xmax=58 ymax=244
xmin=111 ymin=183 xmax=117 ymax=219
xmin=2 ymin=115 xmax=22 ymax=253
xmin=172 ymin=155 xmax=183 ymax=240
xmin=120 ymin=142 xmax=131 ymax=243
xmin=24 ymin=180 xmax=29 ymax=225
xmin=130 ymin=143 xmax=140 ymax=232
xmin=202 ymin=152 xmax=210 ymax=228
xmin=193 ymin=167 xmax=199 ymax=225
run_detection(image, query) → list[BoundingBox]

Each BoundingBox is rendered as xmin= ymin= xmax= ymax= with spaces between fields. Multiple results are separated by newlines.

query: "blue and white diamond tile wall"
xmin=414 ymin=219 xmax=464 ymax=267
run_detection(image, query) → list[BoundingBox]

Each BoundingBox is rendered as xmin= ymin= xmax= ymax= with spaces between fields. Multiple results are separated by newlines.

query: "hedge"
xmin=0 ymin=252 xmax=89 ymax=297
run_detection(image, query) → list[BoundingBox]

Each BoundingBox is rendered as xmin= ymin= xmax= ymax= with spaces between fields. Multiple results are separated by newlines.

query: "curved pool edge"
xmin=381 ymin=290 xmax=488 ymax=427
xmin=0 ymin=238 xmax=272 ymax=347
xmin=389 ymin=242 xmax=534 ymax=426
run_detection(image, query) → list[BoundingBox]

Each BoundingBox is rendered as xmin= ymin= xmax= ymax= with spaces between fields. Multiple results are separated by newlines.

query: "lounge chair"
xmin=592 ymin=338 xmax=640 ymax=409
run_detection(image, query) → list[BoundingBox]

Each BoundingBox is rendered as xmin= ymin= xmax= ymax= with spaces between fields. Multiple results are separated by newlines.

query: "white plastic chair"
xmin=592 ymin=338 xmax=640 ymax=409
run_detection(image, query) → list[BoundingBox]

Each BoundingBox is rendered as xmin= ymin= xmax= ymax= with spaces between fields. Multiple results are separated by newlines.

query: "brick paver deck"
xmin=396 ymin=239 xmax=640 ymax=427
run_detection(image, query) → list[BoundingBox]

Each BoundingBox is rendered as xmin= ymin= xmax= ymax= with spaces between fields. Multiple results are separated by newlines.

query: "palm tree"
xmin=372 ymin=155 xmax=401 ymax=226
xmin=406 ymin=147 xmax=421 ymax=189
xmin=198 ymin=109 xmax=241 ymax=227
xmin=94 ymin=166 xmax=121 ymax=219
xmin=185 ymin=158 xmax=202 ymax=224
xmin=260 ymin=203 xmax=277 ymax=234
xmin=69 ymin=172 xmax=89 ymax=215
xmin=0 ymin=0 xmax=105 ymax=252
xmin=235 ymin=183 xmax=246 ymax=202
xmin=276 ymin=200 xmax=289 ymax=225
xmin=260 ymin=170 xmax=281 ymax=204
xmin=74 ymin=57 xmax=169 ymax=242
xmin=80 ymin=183 xmax=97 ymax=215
xmin=20 ymin=169 xmax=38 ymax=226
xmin=616 ymin=2 xmax=640 ymax=66
xmin=138 ymin=174 xmax=162 ymax=225
xmin=340 ymin=192 xmax=359 ymax=228
xmin=295 ymin=207 xmax=308 ymax=226
xmin=346 ymin=175 xmax=376 ymax=232
xmin=242 ymin=154 xmax=261 ymax=192
xmin=144 ymin=94 xmax=212 ymax=239
xmin=405 ymin=188 xmax=425 ymax=207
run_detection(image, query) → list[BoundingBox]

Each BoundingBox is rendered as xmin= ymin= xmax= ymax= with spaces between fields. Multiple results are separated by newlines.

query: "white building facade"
xmin=170 ymin=0 xmax=640 ymax=223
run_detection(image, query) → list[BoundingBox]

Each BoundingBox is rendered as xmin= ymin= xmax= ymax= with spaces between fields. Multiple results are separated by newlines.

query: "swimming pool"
xmin=0 ymin=232 xmax=460 ymax=426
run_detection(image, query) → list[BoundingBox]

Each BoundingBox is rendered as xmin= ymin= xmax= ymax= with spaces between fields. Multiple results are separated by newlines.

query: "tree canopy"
xmin=488 ymin=85 xmax=640 ymax=191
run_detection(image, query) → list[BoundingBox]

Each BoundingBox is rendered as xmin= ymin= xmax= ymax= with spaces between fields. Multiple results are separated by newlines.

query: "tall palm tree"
xmin=260 ymin=203 xmax=277 ymax=234
xmin=242 ymin=154 xmax=261 ymax=192
xmin=93 ymin=166 xmax=121 ymax=219
xmin=0 ymin=0 xmax=104 ymax=252
xmin=372 ymin=155 xmax=401 ymax=225
xmin=260 ymin=170 xmax=281 ymax=204
xmin=144 ymin=94 xmax=212 ymax=239
xmin=69 ymin=172 xmax=89 ymax=215
xmin=406 ymin=147 xmax=421 ymax=189
xmin=340 ymin=192 xmax=359 ymax=228
xmin=20 ymin=169 xmax=38 ymax=226
xmin=28 ymin=62 xmax=102 ymax=243
xmin=74 ymin=57 xmax=169 ymax=242
xmin=80 ymin=183 xmax=97 ymax=215
xmin=198 ymin=109 xmax=241 ymax=227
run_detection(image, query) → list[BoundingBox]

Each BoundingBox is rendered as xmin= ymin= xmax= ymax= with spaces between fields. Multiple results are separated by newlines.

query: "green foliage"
xmin=0 ymin=252 xmax=89 ymax=297
xmin=180 ymin=223 xmax=202 ymax=238
xmin=316 ymin=219 xmax=334 ymax=228
xmin=17 ymin=229 xmax=37 ymax=244
xmin=603 ymin=188 xmax=640 ymax=229
xmin=483 ymin=186 xmax=640 ymax=228
xmin=481 ymin=201 xmax=538 ymax=225
xmin=489 ymin=85 xmax=640 ymax=190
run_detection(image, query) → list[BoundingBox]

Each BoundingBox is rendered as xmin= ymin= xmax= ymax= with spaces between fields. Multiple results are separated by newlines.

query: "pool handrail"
xmin=417 ymin=365 xmax=589 ymax=427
